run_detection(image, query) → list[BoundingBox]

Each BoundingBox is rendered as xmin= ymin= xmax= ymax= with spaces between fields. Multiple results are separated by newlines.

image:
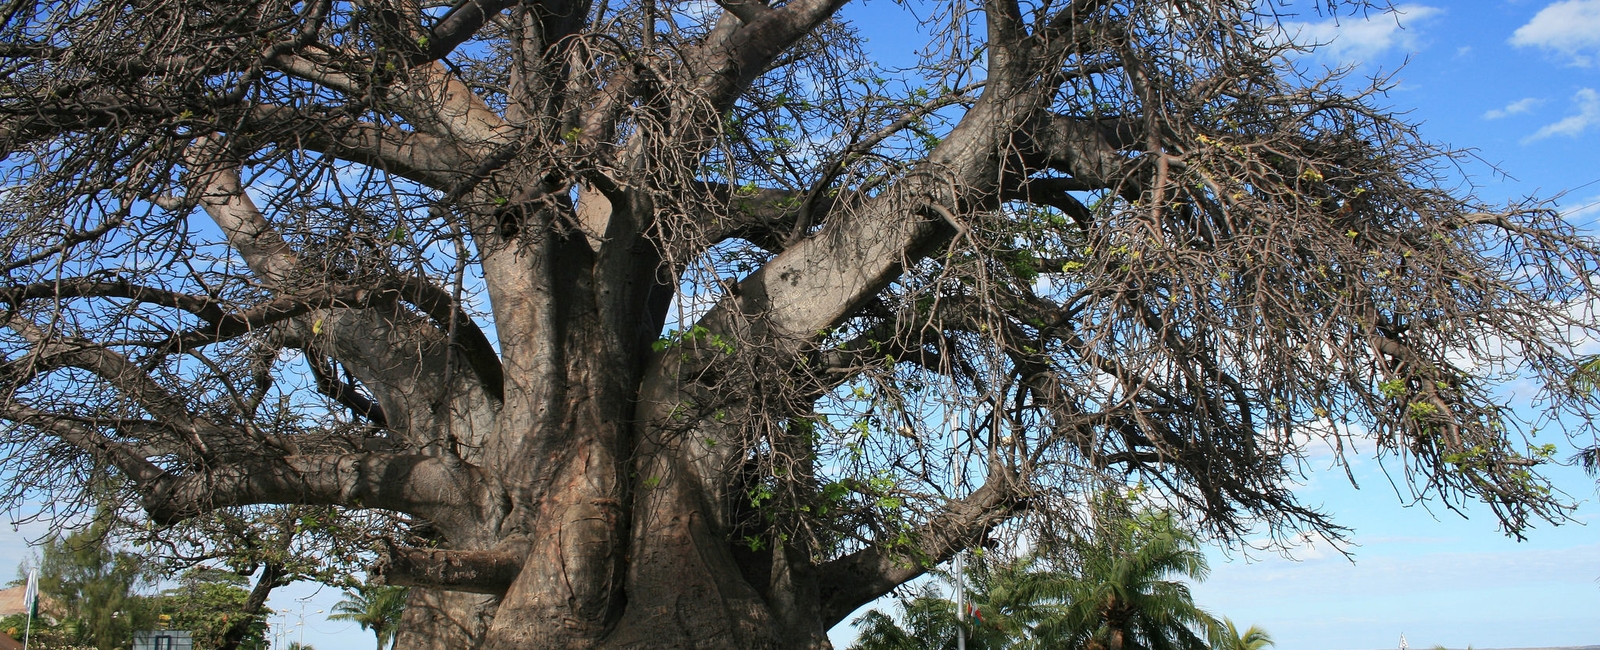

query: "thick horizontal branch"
xmin=144 ymin=453 xmax=493 ymax=536
xmin=156 ymin=285 xmax=403 ymax=350
xmin=373 ymin=545 xmax=523 ymax=594
xmin=815 ymin=478 xmax=1021 ymax=627
xmin=159 ymin=280 xmax=500 ymax=395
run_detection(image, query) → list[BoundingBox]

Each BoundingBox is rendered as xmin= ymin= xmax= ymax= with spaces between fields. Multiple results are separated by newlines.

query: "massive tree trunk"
xmin=364 ymin=3 xmax=1055 ymax=646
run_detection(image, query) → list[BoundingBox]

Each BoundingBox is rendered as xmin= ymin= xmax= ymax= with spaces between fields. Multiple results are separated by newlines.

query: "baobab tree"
xmin=2 ymin=0 xmax=1596 ymax=648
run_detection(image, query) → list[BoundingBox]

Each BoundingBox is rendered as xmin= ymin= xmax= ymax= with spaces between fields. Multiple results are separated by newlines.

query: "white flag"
xmin=21 ymin=569 xmax=36 ymax=617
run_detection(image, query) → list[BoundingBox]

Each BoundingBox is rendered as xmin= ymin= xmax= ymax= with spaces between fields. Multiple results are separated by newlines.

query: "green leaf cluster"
xmin=156 ymin=569 xmax=268 ymax=650
xmin=328 ymin=583 xmax=409 ymax=650
xmin=850 ymin=494 xmax=1268 ymax=650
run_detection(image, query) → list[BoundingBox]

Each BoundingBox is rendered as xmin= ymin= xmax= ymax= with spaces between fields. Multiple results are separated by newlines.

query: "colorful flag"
xmin=22 ymin=569 xmax=37 ymax=618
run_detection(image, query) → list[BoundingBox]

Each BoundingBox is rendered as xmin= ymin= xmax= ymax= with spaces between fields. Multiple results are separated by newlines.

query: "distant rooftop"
xmin=0 ymin=585 xmax=62 ymax=619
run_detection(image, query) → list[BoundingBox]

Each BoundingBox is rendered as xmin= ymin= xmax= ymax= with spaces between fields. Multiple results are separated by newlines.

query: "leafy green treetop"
xmin=850 ymin=585 xmax=966 ymax=650
xmin=1209 ymin=618 xmax=1274 ymax=650
xmin=329 ymin=583 xmax=410 ymax=650
xmin=1037 ymin=494 xmax=1216 ymax=650
xmin=157 ymin=569 xmax=269 ymax=650
xmin=26 ymin=521 xmax=155 ymax=650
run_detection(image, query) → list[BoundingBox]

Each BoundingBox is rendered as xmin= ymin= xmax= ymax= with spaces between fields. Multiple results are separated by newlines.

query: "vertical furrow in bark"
xmin=763 ymin=416 xmax=829 ymax=649
xmin=476 ymin=205 xmax=632 ymax=648
xmin=605 ymin=455 xmax=783 ymax=650
xmin=481 ymin=357 xmax=629 ymax=648
xmin=764 ymin=537 xmax=828 ymax=649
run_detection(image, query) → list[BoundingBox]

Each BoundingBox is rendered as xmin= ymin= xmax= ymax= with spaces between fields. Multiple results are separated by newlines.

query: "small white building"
xmin=131 ymin=630 xmax=193 ymax=650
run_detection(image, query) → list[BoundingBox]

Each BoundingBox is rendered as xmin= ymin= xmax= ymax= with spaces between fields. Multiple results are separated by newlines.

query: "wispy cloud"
xmin=1483 ymin=97 xmax=1543 ymax=120
xmin=1281 ymin=4 xmax=1443 ymax=66
xmin=1511 ymin=0 xmax=1600 ymax=66
xmin=1524 ymin=88 xmax=1600 ymax=142
xmin=1559 ymin=193 xmax=1600 ymax=221
xmin=1194 ymin=542 xmax=1600 ymax=625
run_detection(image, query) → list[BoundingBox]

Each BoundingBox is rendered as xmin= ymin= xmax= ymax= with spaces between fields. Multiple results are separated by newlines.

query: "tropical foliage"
xmin=1042 ymin=498 xmax=1217 ymax=650
xmin=850 ymin=585 xmax=965 ymax=650
xmin=20 ymin=522 xmax=156 ymax=650
xmin=3 ymin=548 xmax=273 ymax=650
xmin=329 ymin=583 xmax=410 ymax=650
xmin=1209 ymin=618 xmax=1274 ymax=650
xmin=851 ymin=494 xmax=1246 ymax=650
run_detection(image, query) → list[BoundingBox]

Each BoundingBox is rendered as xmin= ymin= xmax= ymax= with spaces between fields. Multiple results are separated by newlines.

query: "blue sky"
xmin=824 ymin=2 xmax=1600 ymax=649
xmin=1184 ymin=3 xmax=1600 ymax=648
xmin=6 ymin=2 xmax=1600 ymax=650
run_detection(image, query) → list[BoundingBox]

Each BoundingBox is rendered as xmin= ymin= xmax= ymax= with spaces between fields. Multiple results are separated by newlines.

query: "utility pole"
xmin=274 ymin=608 xmax=289 ymax=649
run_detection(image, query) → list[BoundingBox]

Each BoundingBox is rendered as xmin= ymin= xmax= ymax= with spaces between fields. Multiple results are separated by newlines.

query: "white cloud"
xmin=1510 ymin=0 xmax=1600 ymax=66
xmin=1282 ymin=4 xmax=1443 ymax=66
xmin=1524 ymin=88 xmax=1600 ymax=142
xmin=1559 ymin=193 xmax=1600 ymax=221
xmin=1483 ymin=97 xmax=1543 ymax=120
xmin=1195 ymin=542 xmax=1600 ymax=623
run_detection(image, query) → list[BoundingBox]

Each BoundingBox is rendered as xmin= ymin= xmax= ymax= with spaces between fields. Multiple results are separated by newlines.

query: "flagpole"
xmin=951 ymin=416 xmax=965 ymax=650
xmin=954 ymin=549 xmax=965 ymax=650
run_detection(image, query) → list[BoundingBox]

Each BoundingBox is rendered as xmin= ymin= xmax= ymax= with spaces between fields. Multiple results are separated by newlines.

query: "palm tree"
xmin=850 ymin=494 xmax=1218 ymax=650
xmin=850 ymin=608 xmax=922 ymax=650
xmin=850 ymin=585 xmax=961 ymax=650
xmin=960 ymin=552 xmax=1070 ymax=647
xmin=1029 ymin=497 xmax=1218 ymax=650
xmin=328 ymin=583 xmax=409 ymax=650
xmin=1209 ymin=618 xmax=1273 ymax=650
xmin=849 ymin=563 xmax=1034 ymax=650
